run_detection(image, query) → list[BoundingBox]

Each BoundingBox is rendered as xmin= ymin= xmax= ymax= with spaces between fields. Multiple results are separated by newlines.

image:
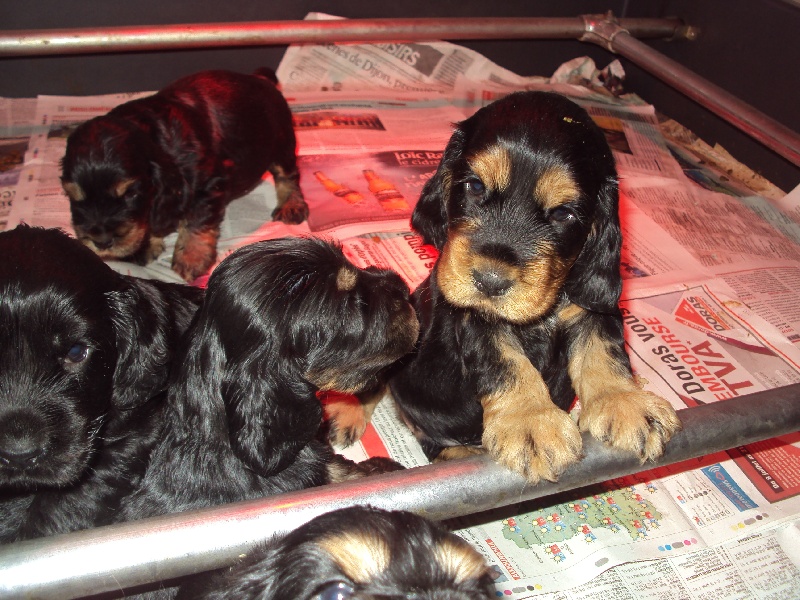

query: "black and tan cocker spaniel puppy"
xmin=61 ymin=69 xmax=308 ymax=282
xmin=0 ymin=225 xmax=202 ymax=542
xmin=389 ymin=91 xmax=681 ymax=483
xmin=120 ymin=237 xmax=418 ymax=524
xmin=176 ymin=506 xmax=495 ymax=600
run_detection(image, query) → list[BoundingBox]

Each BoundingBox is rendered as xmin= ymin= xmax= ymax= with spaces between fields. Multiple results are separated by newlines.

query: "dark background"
xmin=2 ymin=0 xmax=798 ymax=191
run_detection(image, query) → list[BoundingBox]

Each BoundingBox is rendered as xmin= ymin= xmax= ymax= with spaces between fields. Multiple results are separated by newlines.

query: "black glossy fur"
xmin=120 ymin=237 xmax=418 ymax=524
xmin=61 ymin=69 xmax=309 ymax=282
xmin=390 ymin=91 xmax=681 ymax=483
xmin=0 ymin=225 xmax=202 ymax=542
xmin=176 ymin=506 xmax=495 ymax=600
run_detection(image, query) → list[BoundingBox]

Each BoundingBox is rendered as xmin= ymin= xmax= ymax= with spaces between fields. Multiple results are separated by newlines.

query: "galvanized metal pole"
xmin=1 ymin=386 xmax=798 ymax=599
xmin=0 ymin=17 xmax=690 ymax=57
xmin=581 ymin=14 xmax=800 ymax=167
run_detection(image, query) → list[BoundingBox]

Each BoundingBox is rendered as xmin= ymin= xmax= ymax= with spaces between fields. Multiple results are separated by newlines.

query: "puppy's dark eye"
xmin=313 ymin=581 xmax=354 ymax=600
xmin=64 ymin=343 xmax=90 ymax=365
xmin=465 ymin=178 xmax=485 ymax=197
xmin=548 ymin=206 xmax=576 ymax=224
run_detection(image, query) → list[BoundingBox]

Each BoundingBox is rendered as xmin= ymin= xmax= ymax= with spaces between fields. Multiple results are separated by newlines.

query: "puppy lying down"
xmin=119 ymin=237 xmax=419 ymax=524
xmin=61 ymin=69 xmax=308 ymax=282
xmin=176 ymin=506 xmax=495 ymax=600
xmin=0 ymin=225 xmax=202 ymax=542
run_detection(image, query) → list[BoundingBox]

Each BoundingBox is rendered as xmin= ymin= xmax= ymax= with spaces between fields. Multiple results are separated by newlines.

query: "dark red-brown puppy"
xmin=61 ymin=69 xmax=308 ymax=282
xmin=389 ymin=91 xmax=681 ymax=483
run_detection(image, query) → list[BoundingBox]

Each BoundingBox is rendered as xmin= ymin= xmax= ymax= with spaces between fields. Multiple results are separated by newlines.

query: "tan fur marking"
xmin=433 ymin=537 xmax=491 ymax=584
xmin=481 ymin=333 xmax=582 ymax=483
xmin=172 ymin=223 xmax=220 ymax=281
xmin=558 ymin=303 xmax=585 ymax=324
xmin=468 ymin=145 xmax=511 ymax=191
xmin=75 ymin=222 xmax=147 ymax=260
xmin=317 ymin=531 xmax=390 ymax=584
xmin=569 ymin=329 xmax=682 ymax=462
xmin=435 ymin=446 xmax=486 ymax=462
xmin=325 ymin=387 xmax=384 ymax=448
xmin=62 ymin=181 xmax=85 ymax=202
xmin=336 ymin=266 xmax=358 ymax=291
xmin=437 ymin=228 xmax=570 ymax=324
xmin=113 ymin=178 xmax=136 ymax=198
xmin=535 ymin=168 xmax=579 ymax=210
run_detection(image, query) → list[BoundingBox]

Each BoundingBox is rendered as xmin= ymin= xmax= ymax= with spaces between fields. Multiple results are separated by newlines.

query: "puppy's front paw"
xmin=172 ymin=228 xmax=218 ymax=282
xmin=325 ymin=398 xmax=368 ymax=448
xmin=272 ymin=192 xmax=309 ymax=224
xmin=578 ymin=390 xmax=681 ymax=462
xmin=483 ymin=407 xmax=583 ymax=484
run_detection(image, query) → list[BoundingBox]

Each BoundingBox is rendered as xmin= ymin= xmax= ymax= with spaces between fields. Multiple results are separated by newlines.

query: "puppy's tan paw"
xmin=272 ymin=193 xmax=309 ymax=224
xmin=579 ymin=390 xmax=681 ymax=462
xmin=325 ymin=399 xmax=368 ymax=448
xmin=144 ymin=236 xmax=165 ymax=263
xmin=483 ymin=407 xmax=583 ymax=484
xmin=434 ymin=446 xmax=486 ymax=462
xmin=172 ymin=228 xmax=218 ymax=282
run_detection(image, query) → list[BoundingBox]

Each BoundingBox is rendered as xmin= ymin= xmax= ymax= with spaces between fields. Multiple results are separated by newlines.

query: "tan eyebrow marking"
xmin=317 ymin=530 xmax=390 ymax=583
xmin=535 ymin=167 xmax=579 ymax=209
xmin=62 ymin=181 xmax=85 ymax=202
xmin=468 ymin=145 xmax=511 ymax=192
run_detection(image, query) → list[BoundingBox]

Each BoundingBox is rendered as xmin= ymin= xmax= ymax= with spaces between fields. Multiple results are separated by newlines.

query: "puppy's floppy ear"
xmin=563 ymin=176 xmax=623 ymax=315
xmin=106 ymin=282 xmax=175 ymax=409
xmin=224 ymin=358 xmax=322 ymax=477
xmin=411 ymin=127 xmax=465 ymax=250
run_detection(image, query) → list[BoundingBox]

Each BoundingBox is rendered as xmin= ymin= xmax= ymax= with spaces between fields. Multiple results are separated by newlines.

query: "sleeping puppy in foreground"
xmin=61 ymin=69 xmax=309 ymax=282
xmin=176 ymin=506 xmax=495 ymax=599
xmin=387 ymin=91 xmax=681 ymax=483
xmin=0 ymin=225 xmax=202 ymax=542
xmin=120 ymin=237 xmax=418 ymax=525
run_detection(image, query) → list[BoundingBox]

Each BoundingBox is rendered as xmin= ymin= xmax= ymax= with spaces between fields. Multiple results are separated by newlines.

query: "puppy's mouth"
xmin=0 ymin=411 xmax=99 ymax=487
xmin=75 ymin=223 xmax=147 ymax=260
xmin=436 ymin=232 xmax=567 ymax=324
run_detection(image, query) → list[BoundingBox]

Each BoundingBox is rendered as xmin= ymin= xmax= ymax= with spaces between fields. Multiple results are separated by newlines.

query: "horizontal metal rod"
xmin=1 ymin=385 xmax=799 ymax=599
xmin=0 ymin=17 xmax=690 ymax=57
xmin=580 ymin=17 xmax=800 ymax=167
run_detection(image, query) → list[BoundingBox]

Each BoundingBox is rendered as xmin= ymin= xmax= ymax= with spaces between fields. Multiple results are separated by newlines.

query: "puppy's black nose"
xmin=93 ymin=237 xmax=114 ymax=250
xmin=0 ymin=435 xmax=43 ymax=468
xmin=472 ymin=269 xmax=513 ymax=297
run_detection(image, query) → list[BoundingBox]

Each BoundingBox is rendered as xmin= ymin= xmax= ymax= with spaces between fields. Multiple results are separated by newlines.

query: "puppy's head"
xmin=177 ymin=506 xmax=495 ymax=599
xmin=61 ymin=116 xmax=160 ymax=260
xmin=413 ymin=91 xmax=621 ymax=322
xmin=176 ymin=237 xmax=419 ymax=476
xmin=0 ymin=225 xmax=181 ymax=489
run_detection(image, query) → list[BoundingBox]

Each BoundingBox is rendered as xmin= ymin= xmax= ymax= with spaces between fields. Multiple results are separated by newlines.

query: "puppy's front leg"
xmin=271 ymin=164 xmax=309 ymax=224
xmin=172 ymin=221 xmax=221 ymax=282
xmin=482 ymin=333 xmax=583 ymax=483
xmin=565 ymin=307 xmax=682 ymax=462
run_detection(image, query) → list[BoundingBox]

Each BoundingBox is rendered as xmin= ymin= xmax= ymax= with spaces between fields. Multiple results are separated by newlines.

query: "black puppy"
xmin=390 ymin=91 xmax=681 ymax=483
xmin=120 ymin=237 xmax=418 ymax=523
xmin=61 ymin=69 xmax=309 ymax=282
xmin=0 ymin=225 xmax=202 ymax=542
xmin=176 ymin=506 xmax=495 ymax=600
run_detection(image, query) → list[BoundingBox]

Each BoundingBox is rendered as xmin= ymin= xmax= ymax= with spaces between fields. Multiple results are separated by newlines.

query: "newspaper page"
xmin=276 ymin=12 xmax=535 ymax=94
xmin=0 ymin=97 xmax=37 ymax=230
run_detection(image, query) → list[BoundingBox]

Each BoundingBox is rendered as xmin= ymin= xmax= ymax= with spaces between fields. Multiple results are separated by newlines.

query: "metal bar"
xmin=0 ymin=17 xmax=689 ymax=57
xmin=1 ymin=386 xmax=799 ymax=599
xmin=580 ymin=14 xmax=800 ymax=167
